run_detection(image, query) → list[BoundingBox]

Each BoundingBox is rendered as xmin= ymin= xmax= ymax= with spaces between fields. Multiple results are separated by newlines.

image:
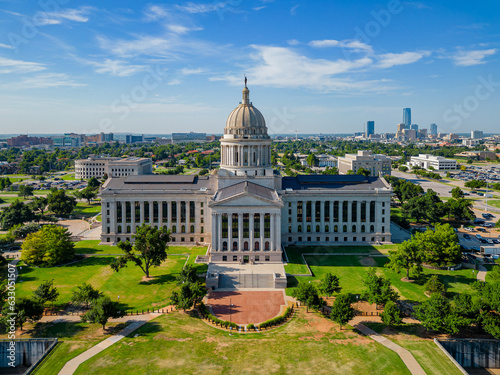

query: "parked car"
xmin=477 ymin=228 xmax=487 ymax=232
xmin=483 ymin=223 xmax=494 ymax=228
xmin=463 ymin=234 xmax=471 ymax=240
xmin=480 ymin=238 xmax=488 ymax=244
xmin=476 ymin=234 xmax=483 ymax=239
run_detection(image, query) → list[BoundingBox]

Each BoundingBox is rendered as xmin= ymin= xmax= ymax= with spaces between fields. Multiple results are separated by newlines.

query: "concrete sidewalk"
xmin=352 ymin=319 xmax=426 ymax=375
xmin=477 ymin=264 xmax=487 ymax=282
xmin=58 ymin=313 xmax=162 ymax=375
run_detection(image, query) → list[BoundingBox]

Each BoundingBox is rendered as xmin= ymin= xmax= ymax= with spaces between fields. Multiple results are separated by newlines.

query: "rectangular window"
xmin=264 ymin=213 xmax=271 ymax=238
xmin=361 ymin=201 xmax=367 ymax=222
xmin=171 ymin=202 xmax=177 ymax=222
xmin=255 ymin=256 xmax=260 ymax=261
xmin=370 ymin=201 xmax=376 ymax=222
xmin=125 ymin=202 xmax=131 ymax=223
xmin=222 ymin=214 xmax=228 ymax=238
xmin=135 ymin=202 xmax=140 ymax=222
xmin=306 ymin=201 xmax=312 ymax=222
xmin=223 ymin=256 xmax=227 ymax=261
xmin=116 ymin=202 xmax=122 ymax=223
xmin=243 ymin=213 xmax=249 ymax=238
xmin=190 ymin=201 xmax=195 ymax=223
xmin=333 ymin=201 xmax=339 ymax=222
xmin=144 ymin=202 xmax=150 ymax=222
xmin=265 ymin=256 xmax=270 ymax=262
xmin=351 ymin=201 xmax=357 ymax=222
xmin=324 ymin=201 xmax=330 ymax=222
xmin=233 ymin=256 xmax=237 ymax=262
xmin=162 ymin=201 xmax=168 ymax=222
xmin=342 ymin=201 xmax=348 ymax=222
xmin=297 ymin=201 xmax=303 ymax=222
xmin=315 ymin=201 xmax=321 ymax=222
xmin=232 ymin=213 xmax=238 ymax=238
xmin=153 ymin=201 xmax=159 ymax=222
xmin=254 ymin=214 xmax=260 ymax=238
xmin=180 ymin=201 xmax=186 ymax=223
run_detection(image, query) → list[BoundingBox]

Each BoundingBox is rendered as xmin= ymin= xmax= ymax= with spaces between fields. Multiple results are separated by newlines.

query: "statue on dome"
xmin=244 ymin=75 xmax=247 ymax=88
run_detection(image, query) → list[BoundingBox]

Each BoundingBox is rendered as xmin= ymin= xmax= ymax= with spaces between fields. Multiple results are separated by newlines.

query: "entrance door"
xmin=243 ymin=255 xmax=249 ymax=263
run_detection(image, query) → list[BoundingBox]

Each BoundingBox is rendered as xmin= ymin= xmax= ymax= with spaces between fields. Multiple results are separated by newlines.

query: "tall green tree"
xmin=111 ymin=224 xmax=170 ymax=278
xmin=2 ymin=297 xmax=44 ymax=330
xmin=362 ymin=268 xmax=399 ymax=307
xmin=21 ymin=225 xmax=75 ymax=266
xmin=329 ymin=293 xmax=355 ymax=329
xmin=0 ymin=200 xmax=34 ymax=230
xmin=170 ymin=281 xmax=205 ymax=311
xmin=381 ymin=301 xmax=402 ymax=326
xmin=87 ymin=176 xmax=101 ymax=189
xmin=81 ymin=296 xmax=123 ymax=330
xmin=451 ymin=187 xmax=465 ymax=199
xmin=18 ymin=184 xmax=34 ymax=198
xmin=446 ymin=198 xmax=474 ymax=224
xmin=292 ymin=282 xmax=325 ymax=311
xmin=71 ymin=283 xmax=102 ymax=309
xmin=47 ymin=189 xmax=77 ymax=217
xmin=414 ymin=223 xmax=461 ymax=267
xmin=415 ymin=293 xmax=470 ymax=334
xmin=74 ymin=186 xmax=98 ymax=204
xmin=319 ymin=273 xmax=342 ymax=296
xmin=387 ymin=239 xmax=423 ymax=280
xmin=33 ymin=280 xmax=59 ymax=309
xmin=177 ymin=264 xmax=199 ymax=285
xmin=28 ymin=197 xmax=48 ymax=221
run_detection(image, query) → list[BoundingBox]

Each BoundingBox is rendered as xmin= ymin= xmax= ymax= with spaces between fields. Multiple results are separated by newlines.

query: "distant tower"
xmin=366 ymin=121 xmax=375 ymax=137
xmin=430 ymin=123 xmax=437 ymax=136
xmin=410 ymin=124 xmax=418 ymax=131
xmin=403 ymin=108 xmax=411 ymax=129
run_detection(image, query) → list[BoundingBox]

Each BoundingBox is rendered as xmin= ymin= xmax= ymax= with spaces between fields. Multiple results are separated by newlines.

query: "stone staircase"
xmin=219 ymin=273 xmax=274 ymax=289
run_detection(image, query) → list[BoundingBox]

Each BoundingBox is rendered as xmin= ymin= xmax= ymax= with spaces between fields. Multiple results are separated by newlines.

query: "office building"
xmin=403 ymin=108 xmax=411 ymax=129
xmin=366 ymin=121 xmax=375 ymax=137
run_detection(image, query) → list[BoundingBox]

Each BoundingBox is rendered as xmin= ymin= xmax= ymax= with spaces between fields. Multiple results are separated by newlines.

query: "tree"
xmin=446 ymin=198 xmax=474 ymax=224
xmin=111 ymin=224 xmax=170 ymax=278
xmin=0 ymin=200 xmax=34 ymax=230
xmin=292 ymin=282 xmax=325 ymax=311
xmin=81 ymin=296 xmax=124 ymax=330
xmin=87 ymin=176 xmax=100 ymax=189
xmin=170 ymin=281 xmax=205 ymax=311
xmin=413 ymin=223 xmax=461 ymax=267
xmin=2 ymin=297 xmax=44 ymax=330
xmin=28 ymin=197 xmax=48 ymax=221
xmin=424 ymin=275 xmax=446 ymax=296
xmin=18 ymin=184 xmax=34 ymax=198
xmin=356 ymin=167 xmax=371 ymax=177
xmin=496 ymin=219 xmax=500 ymax=229
xmin=381 ymin=301 xmax=402 ymax=326
xmin=414 ymin=293 xmax=470 ymax=334
xmin=465 ymin=180 xmax=486 ymax=189
xmin=319 ymin=273 xmax=342 ymax=296
xmin=362 ymin=268 xmax=399 ymax=307
xmin=329 ymin=293 xmax=355 ymax=329
xmin=33 ymin=280 xmax=59 ymax=309
xmin=71 ymin=283 xmax=102 ymax=309
xmin=451 ymin=187 xmax=464 ymax=199
xmin=398 ymin=165 xmax=408 ymax=172
xmin=21 ymin=225 xmax=75 ymax=266
xmin=177 ymin=264 xmax=198 ymax=285
xmin=306 ymin=154 xmax=318 ymax=167
xmin=75 ymin=186 xmax=98 ymax=204
xmin=47 ymin=189 xmax=77 ymax=217
xmin=387 ymin=239 xmax=423 ymax=281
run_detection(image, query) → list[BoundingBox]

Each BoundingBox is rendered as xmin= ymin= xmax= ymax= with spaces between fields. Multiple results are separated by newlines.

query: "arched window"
xmin=334 ymin=225 xmax=338 ymax=233
xmin=190 ymin=225 xmax=195 ymax=233
xmin=172 ymin=225 xmax=177 ymax=233
xmin=117 ymin=225 xmax=122 ymax=233
xmin=325 ymin=225 xmax=329 ymax=232
xmin=265 ymin=241 xmax=270 ymax=250
xmin=316 ymin=225 xmax=320 ymax=233
xmin=223 ymin=241 xmax=227 ymax=251
xmin=255 ymin=241 xmax=260 ymax=250
xmin=233 ymin=241 xmax=238 ymax=250
xmin=298 ymin=225 xmax=302 ymax=233
xmin=288 ymin=226 xmax=292 ymax=233
xmin=244 ymin=241 xmax=248 ymax=250
xmin=352 ymin=225 xmax=356 ymax=233
xmin=126 ymin=225 xmax=131 ymax=233
xmin=201 ymin=227 xmax=204 ymax=233
xmin=370 ymin=225 xmax=375 ymax=232
xmin=343 ymin=225 xmax=347 ymax=233
xmin=307 ymin=225 xmax=311 ymax=233
xmin=361 ymin=225 xmax=366 ymax=233
xmin=181 ymin=225 xmax=186 ymax=233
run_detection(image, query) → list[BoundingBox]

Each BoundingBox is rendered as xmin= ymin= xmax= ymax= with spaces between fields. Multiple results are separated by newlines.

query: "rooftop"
xmin=102 ymin=174 xmax=211 ymax=192
xmin=281 ymin=175 xmax=390 ymax=191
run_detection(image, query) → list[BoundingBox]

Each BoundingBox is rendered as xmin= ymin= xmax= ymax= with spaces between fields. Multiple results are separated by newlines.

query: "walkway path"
xmin=351 ymin=318 xmax=426 ymax=375
xmin=477 ymin=264 xmax=487 ymax=281
xmin=58 ymin=312 xmax=162 ymax=375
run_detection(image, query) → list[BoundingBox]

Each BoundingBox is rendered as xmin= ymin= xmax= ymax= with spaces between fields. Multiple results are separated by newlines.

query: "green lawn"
xmin=0 ymin=195 xmax=28 ymax=204
xmin=16 ymin=256 xmax=187 ymax=311
xmin=74 ymin=240 xmax=124 ymax=254
xmin=286 ymin=249 xmax=477 ymax=302
xmin=61 ymin=173 xmax=77 ymax=180
xmin=73 ymin=310 xmax=412 ymax=375
xmin=72 ymin=202 xmax=101 ymax=218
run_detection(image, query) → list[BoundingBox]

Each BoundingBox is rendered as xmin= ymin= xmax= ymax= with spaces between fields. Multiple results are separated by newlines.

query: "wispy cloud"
xmin=167 ymin=24 xmax=203 ymax=34
xmin=144 ymin=4 xmax=169 ymax=21
xmin=290 ymin=5 xmax=299 ymax=16
xmin=181 ymin=67 xmax=204 ymax=75
xmin=5 ymin=73 xmax=85 ymax=89
xmin=176 ymin=2 xmax=228 ymax=14
xmin=403 ymin=1 xmax=431 ymax=9
xmin=0 ymin=43 xmax=14 ymax=50
xmin=0 ymin=57 xmax=46 ymax=74
xmin=75 ymin=57 xmax=147 ymax=76
xmin=35 ymin=6 xmax=94 ymax=25
xmin=451 ymin=49 xmax=497 ymax=66
xmin=309 ymin=39 xmax=373 ymax=53
xmin=376 ymin=51 xmax=430 ymax=68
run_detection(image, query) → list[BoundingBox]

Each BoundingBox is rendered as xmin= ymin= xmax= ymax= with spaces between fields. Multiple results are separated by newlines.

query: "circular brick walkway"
xmin=207 ymin=291 xmax=285 ymax=325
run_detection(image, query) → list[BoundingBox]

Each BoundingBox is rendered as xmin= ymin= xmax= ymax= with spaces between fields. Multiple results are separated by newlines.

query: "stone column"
xmin=329 ymin=200 xmax=333 ymax=231
xmin=149 ymin=201 xmax=154 ymax=226
xmin=158 ymin=201 xmax=163 ymax=227
xmin=311 ymin=200 xmax=316 ymax=232
xmin=217 ymin=214 xmax=222 ymax=250
xmin=121 ymin=201 xmax=126 ymax=228
xmin=291 ymin=201 xmax=297 ymax=231
xmin=109 ymin=200 xmax=116 ymax=234
xmin=275 ymin=213 xmax=281 ymax=251
xmin=186 ymin=201 xmax=190 ymax=231
xmin=320 ymin=200 xmax=324 ymax=233
xmin=211 ymin=213 xmax=217 ymax=251
xmin=131 ymin=201 xmax=135 ymax=232
xmin=338 ymin=201 xmax=343 ymax=229
xmin=347 ymin=201 xmax=352 ymax=233
xmin=140 ymin=201 xmax=144 ymax=225
xmin=249 ymin=213 xmax=254 ymax=251
xmin=176 ymin=201 xmax=180 ymax=228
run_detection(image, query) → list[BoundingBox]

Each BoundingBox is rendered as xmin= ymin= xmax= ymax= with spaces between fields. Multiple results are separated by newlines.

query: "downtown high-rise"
xmin=403 ymin=108 xmax=411 ymax=129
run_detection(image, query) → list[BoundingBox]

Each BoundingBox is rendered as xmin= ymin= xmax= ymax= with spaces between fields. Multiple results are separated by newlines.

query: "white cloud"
xmin=451 ymin=49 xmax=497 ymax=66
xmin=376 ymin=51 xmax=429 ymax=68
xmin=167 ymin=79 xmax=181 ymax=85
xmin=181 ymin=68 xmax=204 ymax=75
xmin=36 ymin=6 xmax=94 ymax=25
xmin=309 ymin=39 xmax=372 ymax=53
xmin=176 ymin=2 xmax=227 ymax=14
xmin=0 ymin=43 xmax=14 ymax=50
xmin=144 ymin=5 xmax=169 ymax=21
xmin=167 ymin=24 xmax=203 ymax=34
xmin=0 ymin=57 xmax=46 ymax=74
xmin=6 ymin=73 xmax=85 ymax=89
xmin=290 ymin=5 xmax=299 ymax=15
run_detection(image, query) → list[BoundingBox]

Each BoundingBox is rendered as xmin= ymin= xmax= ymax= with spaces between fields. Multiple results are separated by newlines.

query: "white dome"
xmin=224 ymin=86 xmax=268 ymax=137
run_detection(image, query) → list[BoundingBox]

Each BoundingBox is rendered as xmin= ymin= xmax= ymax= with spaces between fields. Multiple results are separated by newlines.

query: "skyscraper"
xmin=403 ymin=108 xmax=411 ymax=129
xmin=366 ymin=121 xmax=375 ymax=137
xmin=430 ymin=123 xmax=437 ymax=135
xmin=410 ymin=124 xmax=418 ymax=131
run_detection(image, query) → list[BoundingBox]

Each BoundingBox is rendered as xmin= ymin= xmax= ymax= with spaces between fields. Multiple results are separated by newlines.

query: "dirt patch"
xmin=358 ymin=256 xmax=376 ymax=267
xmin=154 ymin=334 xmax=192 ymax=342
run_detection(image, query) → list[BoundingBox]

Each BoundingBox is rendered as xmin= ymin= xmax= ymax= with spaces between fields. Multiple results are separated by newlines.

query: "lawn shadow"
xmin=139 ymin=273 xmax=177 ymax=286
xmin=287 ymin=275 xmax=299 ymax=288
xmin=131 ymin=321 xmax=163 ymax=336
xmin=32 ymin=321 xmax=89 ymax=339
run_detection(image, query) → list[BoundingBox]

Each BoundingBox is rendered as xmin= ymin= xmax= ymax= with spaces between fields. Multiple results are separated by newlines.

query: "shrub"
xmin=247 ymin=323 xmax=255 ymax=330
xmin=258 ymin=307 xmax=292 ymax=329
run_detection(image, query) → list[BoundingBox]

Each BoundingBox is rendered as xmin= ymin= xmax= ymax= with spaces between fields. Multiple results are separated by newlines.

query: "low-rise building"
xmin=338 ymin=150 xmax=392 ymax=176
xmin=75 ymin=157 xmax=153 ymax=179
xmin=408 ymin=154 xmax=457 ymax=170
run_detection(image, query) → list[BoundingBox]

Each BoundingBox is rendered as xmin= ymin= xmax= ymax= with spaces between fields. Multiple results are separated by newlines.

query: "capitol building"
xmin=100 ymin=84 xmax=392 ymax=268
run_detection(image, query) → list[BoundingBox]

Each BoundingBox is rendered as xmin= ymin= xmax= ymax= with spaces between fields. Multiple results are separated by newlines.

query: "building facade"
xmin=337 ymin=150 xmax=392 ymax=176
xmin=430 ymin=123 xmax=438 ymax=136
xmin=408 ymin=154 xmax=457 ymax=170
xmin=403 ymin=108 xmax=411 ymax=129
xmin=99 ymin=85 xmax=393 ymax=264
xmin=366 ymin=121 xmax=375 ymax=137
xmin=75 ymin=157 xmax=153 ymax=179
xmin=471 ymin=130 xmax=484 ymax=139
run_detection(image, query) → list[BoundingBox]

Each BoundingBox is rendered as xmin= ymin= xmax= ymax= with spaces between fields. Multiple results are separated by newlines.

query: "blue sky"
xmin=0 ymin=0 xmax=499 ymax=136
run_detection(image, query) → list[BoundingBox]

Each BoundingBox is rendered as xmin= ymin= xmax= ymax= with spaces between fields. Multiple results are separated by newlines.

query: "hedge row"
xmin=258 ymin=307 xmax=293 ymax=329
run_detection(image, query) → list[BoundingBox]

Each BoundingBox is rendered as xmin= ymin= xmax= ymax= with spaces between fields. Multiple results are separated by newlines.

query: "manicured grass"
xmin=0 ymin=195 xmax=28 ymax=204
xmin=61 ymin=173 xmax=77 ymax=180
xmin=74 ymin=240 xmax=123 ymax=254
xmin=73 ymin=310 xmax=411 ymax=375
xmin=72 ymin=202 xmax=101 ymax=217
xmin=285 ymin=248 xmax=477 ymax=302
xmin=16 ymin=256 xmax=187 ymax=311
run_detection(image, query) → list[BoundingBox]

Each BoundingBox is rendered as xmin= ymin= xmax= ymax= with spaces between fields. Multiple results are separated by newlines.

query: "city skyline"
xmin=0 ymin=0 xmax=498 ymax=135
